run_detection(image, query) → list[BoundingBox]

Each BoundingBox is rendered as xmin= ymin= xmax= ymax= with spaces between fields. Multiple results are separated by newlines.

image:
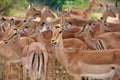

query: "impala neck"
xmin=55 ymin=34 xmax=69 ymax=66
xmin=102 ymin=15 xmax=108 ymax=22
xmin=13 ymin=35 xmax=22 ymax=56
xmin=83 ymin=31 xmax=97 ymax=49
xmin=60 ymin=11 xmax=65 ymax=26
xmin=93 ymin=25 xmax=105 ymax=38
xmin=32 ymin=31 xmax=46 ymax=44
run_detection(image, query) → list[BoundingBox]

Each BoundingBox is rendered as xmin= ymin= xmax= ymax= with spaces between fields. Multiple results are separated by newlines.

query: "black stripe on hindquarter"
xmin=37 ymin=52 xmax=44 ymax=71
xmin=97 ymin=40 xmax=104 ymax=50
xmin=96 ymin=42 xmax=99 ymax=50
xmin=38 ymin=53 xmax=40 ymax=71
xmin=41 ymin=52 xmax=44 ymax=66
xmin=32 ymin=53 xmax=36 ymax=67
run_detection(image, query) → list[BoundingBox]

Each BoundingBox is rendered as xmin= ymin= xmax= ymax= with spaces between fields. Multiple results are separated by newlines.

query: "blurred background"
xmin=0 ymin=0 xmax=120 ymax=18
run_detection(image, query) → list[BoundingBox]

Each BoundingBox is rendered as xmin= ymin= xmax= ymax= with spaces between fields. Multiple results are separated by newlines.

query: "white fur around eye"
xmin=44 ymin=23 xmax=52 ymax=31
xmin=39 ymin=25 xmax=44 ymax=30
xmin=89 ymin=23 xmax=95 ymax=30
xmin=63 ymin=23 xmax=71 ymax=31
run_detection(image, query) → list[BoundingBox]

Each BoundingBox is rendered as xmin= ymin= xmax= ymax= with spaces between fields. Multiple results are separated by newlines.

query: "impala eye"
xmin=104 ymin=23 xmax=107 ymax=26
xmin=48 ymin=11 xmax=50 ymax=13
xmin=58 ymin=30 xmax=62 ymax=34
xmin=14 ymin=33 xmax=17 ymax=35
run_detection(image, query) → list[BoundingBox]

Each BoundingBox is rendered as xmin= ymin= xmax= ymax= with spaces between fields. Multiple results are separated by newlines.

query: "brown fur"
xmin=51 ymin=24 xmax=120 ymax=80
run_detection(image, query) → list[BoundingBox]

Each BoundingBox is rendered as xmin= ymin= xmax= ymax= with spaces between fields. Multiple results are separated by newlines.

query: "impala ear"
xmin=62 ymin=22 xmax=72 ymax=31
xmin=44 ymin=23 xmax=52 ymax=31
xmin=10 ymin=18 xmax=15 ymax=26
xmin=28 ymin=3 xmax=33 ymax=9
xmin=39 ymin=22 xmax=52 ymax=31
xmin=99 ymin=4 xmax=103 ymax=7
xmin=88 ymin=23 xmax=95 ymax=31
xmin=39 ymin=22 xmax=45 ymax=30
xmin=80 ymin=24 xmax=86 ymax=32
xmin=2 ymin=17 xmax=6 ymax=21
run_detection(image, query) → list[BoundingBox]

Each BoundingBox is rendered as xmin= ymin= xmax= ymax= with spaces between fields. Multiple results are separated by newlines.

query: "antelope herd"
xmin=0 ymin=0 xmax=120 ymax=80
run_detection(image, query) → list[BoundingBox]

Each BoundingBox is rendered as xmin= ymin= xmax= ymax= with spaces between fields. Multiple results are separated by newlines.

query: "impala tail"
xmin=31 ymin=51 xmax=45 ymax=79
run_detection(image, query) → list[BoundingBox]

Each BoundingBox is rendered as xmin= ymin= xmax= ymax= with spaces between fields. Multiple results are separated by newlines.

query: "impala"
xmin=21 ymin=5 xmax=55 ymax=37
xmin=42 ymin=7 xmax=85 ymax=41
xmin=22 ymin=41 xmax=48 ymax=80
xmin=75 ymin=22 xmax=120 ymax=50
xmin=101 ymin=3 xmax=120 ymax=32
xmin=21 ymin=9 xmax=88 ymax=79
xmin=0 ymin=18 xmax=35 ymax=80
xmin=22 ymin=20 xmax=87 ymax=78
xmin=25 ymin=3 xmax=41 ymax=19
xmin=63 ymin=0 xmax=101 ymax=19
xmin=42 ymin=3 xmax=116 ymax=41
xmin=48 ymin=22 xmax=120 ymax=80
xmin=101 ymin=5 xmax=116 ymax=22
xmin=74 ymin=20 xmax=111 ymax=50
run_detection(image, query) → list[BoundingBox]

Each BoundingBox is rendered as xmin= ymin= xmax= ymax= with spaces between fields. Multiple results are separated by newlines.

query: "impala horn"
xmin=80 ymin=24 xmax=86 ymax=32
xmin=65 ymin=7 xmax=70 ymax=17
xmin=28 ymin=3 xmax=33 ymax=9
xmin=115 ymin=0 xmax=118 ymax=8
xmin=99 ymin=4 xmax=103 ymax=7
xmin=57 ymin=5 xmax=61 ymax=17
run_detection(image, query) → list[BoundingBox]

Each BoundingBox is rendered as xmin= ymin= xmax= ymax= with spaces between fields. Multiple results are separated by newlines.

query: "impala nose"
xmin=51 ymin=40 xmax=57 ymax=45
xmin=3 ymin=40 xmax=8 ymax=44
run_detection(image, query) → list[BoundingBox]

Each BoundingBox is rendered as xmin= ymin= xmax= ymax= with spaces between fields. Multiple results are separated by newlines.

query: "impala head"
xmin=74 ymin=23 xmax=94 ymax=38
xmin=102 ymin=4 xmax=116 ymax=21
xmin=98 ymin=18 xmax=112 ymax=31
xmin=23 ymin=24 xmax=39 ymax=38
xmin=57 ymin=6 xmax=70 ymax=24
xmin=41 ymin=6 xmax=55 ymax=20
xmin=3 ymin=27 xmax=19 ymax=44
xmin=51 ymin=22 xmax=71 ymax=45
xmin=21 ymin=21 xmax=46 ymax=38
xmin=26 ymin=3 xmax=41 ymax=19
xmin=3 ymin=19 xmax=31 ymax=44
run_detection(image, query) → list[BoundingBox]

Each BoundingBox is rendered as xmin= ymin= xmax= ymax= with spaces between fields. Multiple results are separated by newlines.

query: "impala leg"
xmin=42 ymin=53 xmax=48 ymax=80
xmin=29 ymin=68 xmax=36 ymax=80
xmin=48 ymin=54 xmax=55 ymax=80
xmin=23 ymin=65 xmax=27 ymax=80
xmin=74 ymin=75 xmax=80 ymax=80
xmin=116 ymin=68 xmax=120 ymax=80
xmin=15 ymin=63 xmax=22 ymax=80
xmin=33 ymin=71 xmax=36 ymax=80
xmin=112 ymin=73 xmax=118 ymax=80
xmin=0 ymin=63 xmax=4 ymax=80
xmin=5 ymin=61 xmax=10 ymax=80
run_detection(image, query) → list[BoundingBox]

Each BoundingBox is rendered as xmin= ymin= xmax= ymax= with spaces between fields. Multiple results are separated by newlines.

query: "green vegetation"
xmin=0 ymin=0 xmax=29 ymax=17
xmin=0 ymin=0 xmax=119 ymax=19
xmin=88 ymin=12 xmax=98 ymax=20
xmin=0 ymin=0 xmax=89 ymax=17
xmin=63 ymin=0 xmax=87 ymax=9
